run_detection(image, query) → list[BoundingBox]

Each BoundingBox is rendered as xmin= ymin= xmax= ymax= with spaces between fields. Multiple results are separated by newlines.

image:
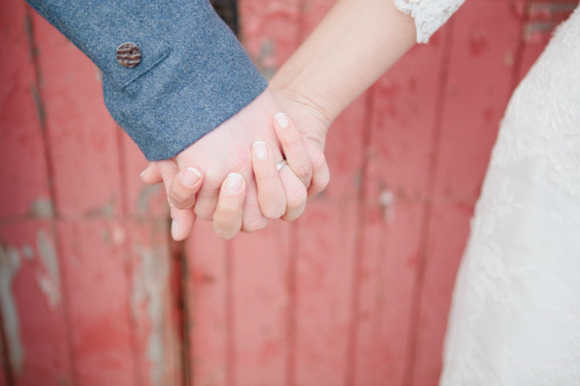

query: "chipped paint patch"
xmin=137 ymin=185 xmax=161 ymax=217
xmin=36 ymin=229 xmax=61 ymax=307
xmin=29 ymin=197 xmax=54 ymax=218
xmin=21 ymin=244 xmax=34 ymax=260
xmin=131 ymin=244 xmax=169 ymax=386
xmin=0 ymin=244 xmax=24 ymax=373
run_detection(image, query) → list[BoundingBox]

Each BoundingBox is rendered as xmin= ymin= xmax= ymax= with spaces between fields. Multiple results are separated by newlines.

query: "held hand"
xmin=141 ymin=89 xmax=332 ymax=240
xmin=147 ymin=89 xmax=286 ymax=240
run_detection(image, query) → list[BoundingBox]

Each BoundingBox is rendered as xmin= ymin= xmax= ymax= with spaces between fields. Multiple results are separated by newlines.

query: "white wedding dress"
xmin=394 ymin=1 xmax=580 ymax=384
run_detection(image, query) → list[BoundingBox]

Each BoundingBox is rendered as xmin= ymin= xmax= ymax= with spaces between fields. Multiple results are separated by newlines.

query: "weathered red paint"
xmin=1 ymin=0 xmax=568 ymax=385
xmin=0 ymin=222 xmax=71 ymax=385
xmin=0 ymin=0 xmax=51 ymax=219
xmin=411 ymin=2 xmax=524 ymax=384
xmin=187 ymin=222 xmax=228 ymax=386
xmin=354 ymin=26 xmax=449 ymax=386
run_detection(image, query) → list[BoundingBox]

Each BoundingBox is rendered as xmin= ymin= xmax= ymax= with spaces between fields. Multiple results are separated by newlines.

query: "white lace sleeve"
xmin=392 ymin=0 xmax=465 ymax=43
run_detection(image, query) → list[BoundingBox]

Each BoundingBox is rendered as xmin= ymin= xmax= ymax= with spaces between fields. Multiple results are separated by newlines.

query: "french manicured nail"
xmin=181 ymin=167 xmax=201 ymax=188
xmin=171 ymin=219 xmax=180 ymax=239
xmin=253 ymin=141 xmax=268 ymax=161
xmin=275 ymin=112 xmax=289 ymax=128
xmin=225 ymin=173 xmax=243 ymax=194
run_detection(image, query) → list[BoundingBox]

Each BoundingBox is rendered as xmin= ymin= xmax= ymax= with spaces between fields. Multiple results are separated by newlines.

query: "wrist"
xmin=270 ymin=74 xmax=337 ymax=129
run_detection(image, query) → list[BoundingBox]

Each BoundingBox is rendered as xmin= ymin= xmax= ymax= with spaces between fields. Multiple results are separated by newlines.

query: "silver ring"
xmin=276 ymin=159 xmax=288 ymax=171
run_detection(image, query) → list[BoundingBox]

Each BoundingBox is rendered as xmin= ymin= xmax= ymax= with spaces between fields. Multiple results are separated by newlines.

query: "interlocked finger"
xmin=273 ymin=112 xmax=313 ymax=189
xmin=168 ymin=167 xmax=203 ymax=209
xmin=278 ymin=166 xmax=308 ymax=221
xmin=213 ymin=173 xmax=246 ymax=239
xmin=252 ymin=141 xmax=287 ymax=219
xmin=156 ymin=160 xmax=198 ymax=241
xmin=305 ymin=141 xmax=330 ymax=196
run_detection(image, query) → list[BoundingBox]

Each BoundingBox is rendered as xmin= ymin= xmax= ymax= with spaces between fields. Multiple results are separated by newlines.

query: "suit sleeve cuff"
xmin=28 ymin=0 xmax=268 ymax=161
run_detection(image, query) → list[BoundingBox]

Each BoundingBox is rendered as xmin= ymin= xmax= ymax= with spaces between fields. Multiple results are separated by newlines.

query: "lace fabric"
xmin=441 ymin=7 xmax=580 ymax=385
xmin=392 ymin=0 xmax=465 ymax=43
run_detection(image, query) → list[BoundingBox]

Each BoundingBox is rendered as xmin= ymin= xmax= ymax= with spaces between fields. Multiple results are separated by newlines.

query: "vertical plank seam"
xmin=401 ymin=20 xmax=455 ymax=386
xmin=24 ymin=7 xmax=79 ymax=385
xmin=285 ymin=223 xmax=299 ymax=386
xmin=114 ymin=123 xmax=144 ymax=386
xmin=344 ymin=88 xmax=376 ymax=386
xmin=286 ymin=1 xmax=304 ymax=384
xmin=175 ymin=240 xmax=192 ymax=386
xmin=511 ymin=0 xmax=531 ymax=93
xmin=225 ymin=241 xmax=235 ymax=386
xmin=0 ymin=307 xmax=15 ymax=386
xmin=24 ymin=6 xmax=57 ymax=219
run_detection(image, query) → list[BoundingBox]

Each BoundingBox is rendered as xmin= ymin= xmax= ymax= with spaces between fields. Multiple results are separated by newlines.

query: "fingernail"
xmin=225 ymin=173 xmax=243 ymax=194
xmin=171 ymin=219 xmax=180 ymax=239
xmin=140 ymin=169 xmax=146 ymax=178
xmin=275 ymin=112 xmax=289 ymax=128
xmin=253 ymin=141 xmax=268 ymax=161
xmin=181 ymin=167 xmax=201 ymax=188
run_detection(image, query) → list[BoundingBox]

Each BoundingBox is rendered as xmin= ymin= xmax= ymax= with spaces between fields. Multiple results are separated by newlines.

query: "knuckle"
xmin=194 ymin=205 xmax=214 ymax=221
xmin=257 ymin=169 xmax=279 ymax=183
xmin=169 ymin=188 xmax=194 ymax=208
xmin=243 ymin=218 xmax=268 ymax=232
xmin=263 ymin=205 xmax=286 ymax=219
xmin=311 ymin=149 xmax=327 ymax=170
xmin=286 ymin=185 xmax=307 ymax=210
xmin=294 ymin=163 xmax=312 ymax=183
xmin=217 ymin=201 xmax=241 ymax=217
xmin=280 ymin=129 xmax=303 ymax=148
xmin=213 ymin=222 xmax=237 ymax=240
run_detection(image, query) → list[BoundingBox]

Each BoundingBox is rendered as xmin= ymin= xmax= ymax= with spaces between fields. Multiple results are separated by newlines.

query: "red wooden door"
xmin=0 ymin=0 xmax=572 ymax=385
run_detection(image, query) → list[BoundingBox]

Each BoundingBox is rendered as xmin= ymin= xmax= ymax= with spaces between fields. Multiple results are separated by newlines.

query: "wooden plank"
xmin=232 ymin=2 xmax=300 ymax=386
xmin=230 ymin=223 xmax=291 ymax=386
xmin=56 ymin=220 xmax=136 ymax=386
xmin=0 ymin=0 xmax=51 ymax=219
xmin=126 ymin=220 xmax=181 ymax=386
xmin=186 ymin=221 xmax=228 ymax=386
xmin=353 ymin=28 xmax=449 ymax=386
xmin=0 ymin=2 xmax=73 ymax=384
xmin=411 ymin=2 xmax=522 ymax=384
xmin=31 ymin=13 xmax=122 ymax=219
xmin=121 ymin=136 xmax=169 ymax=220
xmin=0 ymin=222 xmax=72 ymax=385
xmin=292 ymin=92 xmax=368 ymax=386
xmin=291 ymin=5 xmax=369 ymax=384
xmin=239 ymin=0 xmax=301 ymax=79
xmin=0 ymin=339 xmax=7 ymax=386
xmin=294 ymin=200 xmax=359 ymax=386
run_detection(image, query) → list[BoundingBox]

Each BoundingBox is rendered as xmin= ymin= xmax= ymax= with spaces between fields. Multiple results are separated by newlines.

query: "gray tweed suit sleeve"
xmin=26 ymin=0 xmax=268 ymax=160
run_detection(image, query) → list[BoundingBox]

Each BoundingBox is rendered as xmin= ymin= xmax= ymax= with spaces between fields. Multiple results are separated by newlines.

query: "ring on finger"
xmin=276 ymin=159 xmax=288 ymax=171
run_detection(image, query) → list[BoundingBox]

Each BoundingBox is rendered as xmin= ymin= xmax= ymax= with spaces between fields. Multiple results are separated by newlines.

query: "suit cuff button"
xmin=116 ymin=42 xmax=141 ymax=68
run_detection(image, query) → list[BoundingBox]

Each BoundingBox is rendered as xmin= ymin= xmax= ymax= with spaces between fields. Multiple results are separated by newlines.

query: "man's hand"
xmin=141 ymin=95 xmax=330 ymax=240
xmin=141 ymin=89 xmax=330 ymax=240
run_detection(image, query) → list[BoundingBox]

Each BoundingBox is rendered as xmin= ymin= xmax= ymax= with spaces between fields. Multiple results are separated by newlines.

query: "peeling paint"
xmin=137 ymin=185 xmax=161 ymax=217
xmin=0 ymin=244 xmax=24 ymax=373
xmin=21 ymin=244 xmax=34 ymax=260
xmin=29 ymin=197 xmax=54 ymax=218
xmin=379 ymin=189 xmax=395 ymax=223
xmin=85 ymin=200 xmax=115 ymax=218
xmin=131 ymin=245 xmax=169 ymax=386
xmin=36 ymin=229 xmax=61 ymax=307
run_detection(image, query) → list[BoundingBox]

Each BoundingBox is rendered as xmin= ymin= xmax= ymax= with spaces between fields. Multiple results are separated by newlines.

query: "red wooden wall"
xmin=0 ymin=0 xmax=572 ymax=385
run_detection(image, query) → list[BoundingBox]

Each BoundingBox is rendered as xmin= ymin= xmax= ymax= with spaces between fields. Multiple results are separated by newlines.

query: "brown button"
xmin=116 ymin=42 xmax=141 ymax=68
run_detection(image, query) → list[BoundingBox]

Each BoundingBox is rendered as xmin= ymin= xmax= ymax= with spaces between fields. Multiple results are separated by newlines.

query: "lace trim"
xmin=392 ymin=0 xmax=465 ymax=43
